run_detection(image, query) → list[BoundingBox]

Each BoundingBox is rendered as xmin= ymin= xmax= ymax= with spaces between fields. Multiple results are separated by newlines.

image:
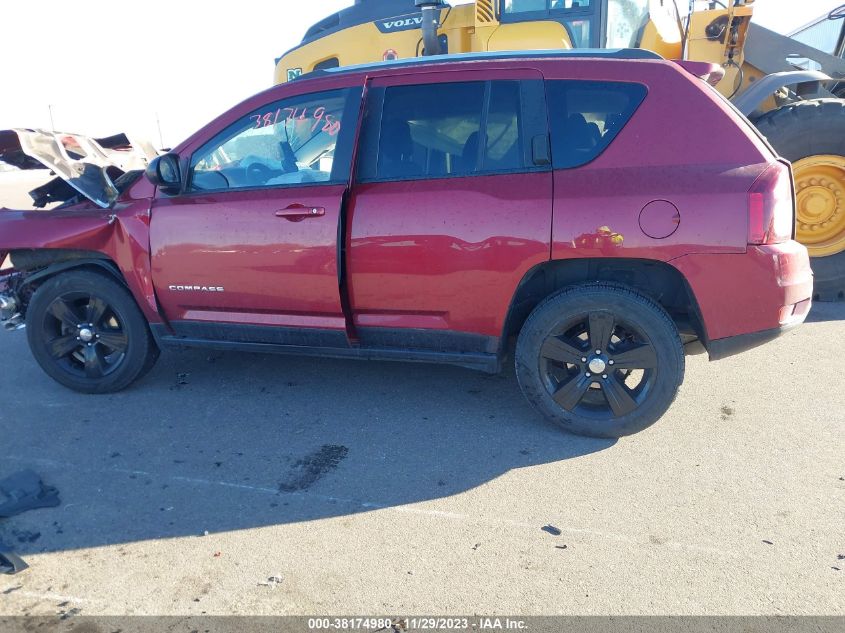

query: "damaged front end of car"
xmin=0 ymin=129 xmax=164 ymax=332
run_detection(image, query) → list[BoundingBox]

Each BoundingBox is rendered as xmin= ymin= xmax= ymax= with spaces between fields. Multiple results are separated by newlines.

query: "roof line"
xmin=293 ymin=49 xmax=664 ymax=81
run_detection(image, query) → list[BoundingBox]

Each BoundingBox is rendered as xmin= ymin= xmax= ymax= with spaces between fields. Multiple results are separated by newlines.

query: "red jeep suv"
xmin=0 ymin=51 xmax=813 ymax=438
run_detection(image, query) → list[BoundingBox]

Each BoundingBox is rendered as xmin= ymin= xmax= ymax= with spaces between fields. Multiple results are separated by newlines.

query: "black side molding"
xmin=150 ymin=323 xmax=502 ymax=374
xmin=707 ymin=323 xmax=801 ymax=361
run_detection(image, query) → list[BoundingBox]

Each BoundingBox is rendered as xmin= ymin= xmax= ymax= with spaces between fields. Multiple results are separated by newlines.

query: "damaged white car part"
xmin=0 ymin=128 xmax=159 ymax=208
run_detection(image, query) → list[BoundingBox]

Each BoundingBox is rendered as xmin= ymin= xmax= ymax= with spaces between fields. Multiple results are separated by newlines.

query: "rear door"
xmin=150 ymin=86 xmax=362 ymax=343
xmin=347 ymin=69 xmax=553 ymax=349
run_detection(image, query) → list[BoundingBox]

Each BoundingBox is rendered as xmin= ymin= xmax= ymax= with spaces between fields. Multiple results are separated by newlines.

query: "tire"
xmin=515 ymin=283 xmax=684 ymax=439
xmin=811 ymin=254 xmax=845 ymax=301
xmin=25 ymin=270 xmax=160 ymax=393
xmin=753 ymin=99 xmax=845 ymax=301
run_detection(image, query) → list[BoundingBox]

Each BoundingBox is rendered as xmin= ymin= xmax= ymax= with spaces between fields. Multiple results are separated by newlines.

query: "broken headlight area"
xmin=0 ymin=271 xmax=25 ymax=331
xmin=0 ymin=296 xmax=23 ymax=331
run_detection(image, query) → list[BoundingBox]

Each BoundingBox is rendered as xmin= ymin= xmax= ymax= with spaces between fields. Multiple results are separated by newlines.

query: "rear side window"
xmin=358 ymin=80 xmax=547 ymax=182
xmin=546 ymin=80 xmax=646 ymax=169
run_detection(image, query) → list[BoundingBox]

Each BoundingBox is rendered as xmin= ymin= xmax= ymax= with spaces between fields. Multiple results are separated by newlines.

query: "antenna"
xmin=156 ymin=112 xmax=165 ymax=150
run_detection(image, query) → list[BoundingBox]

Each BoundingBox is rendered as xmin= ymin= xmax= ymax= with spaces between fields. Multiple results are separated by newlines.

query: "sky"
xmin=0 ymin=0 xmax=841 ymax=147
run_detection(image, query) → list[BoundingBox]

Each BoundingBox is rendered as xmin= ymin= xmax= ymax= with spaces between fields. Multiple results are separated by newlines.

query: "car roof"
xmin=294 ymin=49 xmax=664 ymax=82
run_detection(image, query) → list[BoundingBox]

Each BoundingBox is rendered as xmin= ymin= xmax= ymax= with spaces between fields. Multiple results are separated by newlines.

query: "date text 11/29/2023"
xmin=307 ymin=618 xmax=528 ymax=630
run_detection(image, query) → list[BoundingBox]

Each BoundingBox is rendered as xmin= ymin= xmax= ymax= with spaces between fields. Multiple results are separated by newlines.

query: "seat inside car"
xmin=378 ymin=118 xmax=418 ymax=179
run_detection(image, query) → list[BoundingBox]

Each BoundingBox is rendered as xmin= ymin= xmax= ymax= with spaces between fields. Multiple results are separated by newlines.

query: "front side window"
xmin=546 ymin=80 xmax=647 ymax=169
xmin=189 ymin=88 xmax=357 ymax=192
xmin=362 ymin=80 xmax=540 ymax=182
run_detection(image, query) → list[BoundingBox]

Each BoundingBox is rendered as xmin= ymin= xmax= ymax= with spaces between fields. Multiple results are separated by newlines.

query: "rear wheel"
xmin=515 ymin=284 xmax=684 ymax=439
xmin=25 ymin=270 xmax=159 ymax=393
xmin=753 ymin=99 xmax=845 ymax=301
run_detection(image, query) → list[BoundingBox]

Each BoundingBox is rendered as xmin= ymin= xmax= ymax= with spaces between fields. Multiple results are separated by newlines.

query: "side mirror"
xmin=145 ymin=154 xmax=182 ymax=194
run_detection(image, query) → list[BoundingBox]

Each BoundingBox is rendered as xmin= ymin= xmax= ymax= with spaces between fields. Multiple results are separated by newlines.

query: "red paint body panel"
xmin=671 ymin=241 xmax=813 ymax=341
xmin=348 ymin=172 xmax=552 ymax=337
xmin=0 ymin=191 xmax=162 ymax=323
xmin=149 ymin=185 xmax=347 ymax=328
xmin=543 ymin=60 xmax=773 ymax=263
xmin=551 ymin=163 xmax=768 ymax=261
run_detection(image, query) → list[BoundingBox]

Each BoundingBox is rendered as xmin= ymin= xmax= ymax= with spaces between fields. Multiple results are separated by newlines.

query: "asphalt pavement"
xmin=0 ymin=303 xmax=843 ymax=615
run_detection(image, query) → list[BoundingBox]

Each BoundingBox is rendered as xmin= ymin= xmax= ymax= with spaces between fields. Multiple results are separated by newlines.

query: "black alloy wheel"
xmin=539 ymin=310 xmax=658 ymax=420
xmin=39 ymin=292 xmax=129 ymax=380
xmin=26 ymin=270 xmax=159 ymax=393
xmin=516 ymin=283 xmax=685 ymax=438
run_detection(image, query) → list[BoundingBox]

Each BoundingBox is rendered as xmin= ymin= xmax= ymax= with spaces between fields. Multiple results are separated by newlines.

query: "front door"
xmin=150 ymin=86 xmax=361 ymax=343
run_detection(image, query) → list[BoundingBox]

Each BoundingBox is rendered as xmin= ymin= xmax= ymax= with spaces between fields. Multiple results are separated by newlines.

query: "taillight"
xmin=748 ymin=162 xmax=794 ymax=245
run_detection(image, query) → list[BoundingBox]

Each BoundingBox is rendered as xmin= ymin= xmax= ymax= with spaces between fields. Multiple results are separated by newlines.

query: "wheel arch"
xmin=7 ymin=249 xmax=135 ymax=324
xmin=6 ymin=248 xmax=164 ymax=323
xmin=11 ymin=249 xmax=125 ymax=288
xmin=502 ymin=258 xmax=707 ymax=351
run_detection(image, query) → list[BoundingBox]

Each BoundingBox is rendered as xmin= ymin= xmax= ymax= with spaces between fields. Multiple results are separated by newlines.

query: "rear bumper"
xmin=707 ymin=316 xmax=806 ymax=361
xmin=671 ymin=240 xmax=813 ymax=360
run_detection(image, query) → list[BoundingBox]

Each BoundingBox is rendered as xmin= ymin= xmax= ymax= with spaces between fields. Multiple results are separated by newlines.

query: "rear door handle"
xmin=275 ymin=204 xmax=325 ymax=220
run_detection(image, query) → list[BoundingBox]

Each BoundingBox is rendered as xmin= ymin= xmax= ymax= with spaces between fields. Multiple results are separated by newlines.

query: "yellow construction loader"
xmin=275 ymin=0 xmax=845 ymax=299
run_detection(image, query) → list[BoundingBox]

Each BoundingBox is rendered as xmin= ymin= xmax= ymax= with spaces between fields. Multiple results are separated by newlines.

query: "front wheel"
xmin=515 ymin=284 xmax=684 ymax=438
xmin=25 ymin=270 xmax=159 ymax=393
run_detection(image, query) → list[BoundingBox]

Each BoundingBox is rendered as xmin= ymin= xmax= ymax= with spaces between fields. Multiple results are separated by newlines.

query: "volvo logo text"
xmin=375 ymin=13 xmax=425 ymax=33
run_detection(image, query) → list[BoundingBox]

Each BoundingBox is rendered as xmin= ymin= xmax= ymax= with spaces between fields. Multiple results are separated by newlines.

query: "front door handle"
xmin=275 ymin=204 xmax=325 ymax=221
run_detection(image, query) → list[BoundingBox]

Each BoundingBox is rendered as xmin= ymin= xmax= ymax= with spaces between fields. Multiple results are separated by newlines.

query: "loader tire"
xmin=753 ymin=99 xmax=845 ymax=301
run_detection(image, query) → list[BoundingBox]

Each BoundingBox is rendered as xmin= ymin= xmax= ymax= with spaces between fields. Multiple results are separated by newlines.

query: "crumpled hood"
xmin=0 ymin=129 xmax=158 ymax=209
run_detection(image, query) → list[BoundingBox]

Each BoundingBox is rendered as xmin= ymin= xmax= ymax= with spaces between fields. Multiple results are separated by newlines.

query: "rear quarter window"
xmin=546 ymin=80 xmax=647 ymax=169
